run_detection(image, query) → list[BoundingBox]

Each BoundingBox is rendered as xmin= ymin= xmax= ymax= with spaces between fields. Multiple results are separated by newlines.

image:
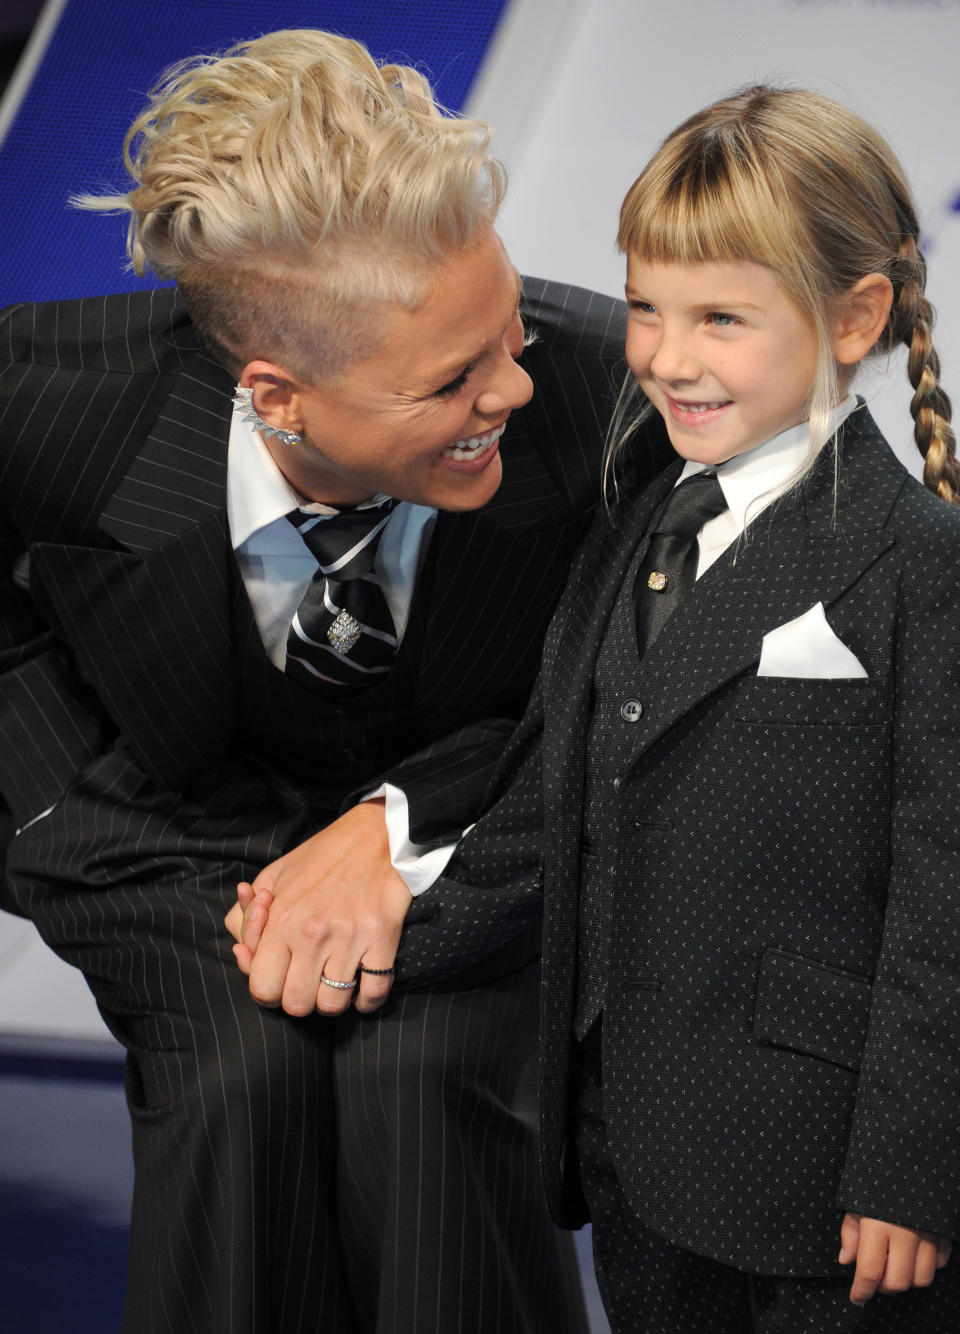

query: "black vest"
xmin=575 ymin=535 xmax=653 ymax=1037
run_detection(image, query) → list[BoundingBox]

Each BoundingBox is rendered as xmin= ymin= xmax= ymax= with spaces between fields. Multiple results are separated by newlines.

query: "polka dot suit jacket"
xmin=400 ymin=404 xmax=960 ymax=1277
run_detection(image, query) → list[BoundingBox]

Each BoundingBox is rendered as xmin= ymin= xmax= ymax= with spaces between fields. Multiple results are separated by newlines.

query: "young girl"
xmin=400 ymin=85 xmax=960 ymax=1332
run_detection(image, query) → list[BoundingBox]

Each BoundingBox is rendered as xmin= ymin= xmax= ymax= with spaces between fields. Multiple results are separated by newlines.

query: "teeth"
xmin=680 ymin=402 xmax=726 ymax=414
xmin=442 ymin=422 xmax=505 ymax=460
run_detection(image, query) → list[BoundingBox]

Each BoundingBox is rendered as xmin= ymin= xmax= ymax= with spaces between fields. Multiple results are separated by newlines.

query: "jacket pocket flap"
xmin=753 ymin=947 xmax=872 ymax=1072
xmin=733 ymin=678 xmax=883 ymax=727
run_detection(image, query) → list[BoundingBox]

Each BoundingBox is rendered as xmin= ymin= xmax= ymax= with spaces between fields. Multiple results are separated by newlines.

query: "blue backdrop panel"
xmin=0 ymin=0 xmax=508 ymax=305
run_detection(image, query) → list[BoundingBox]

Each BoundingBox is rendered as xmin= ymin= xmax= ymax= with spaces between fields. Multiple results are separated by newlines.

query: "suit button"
xmin=620 ymin=698 xmax=643 ymax=723
xmin=613 ymin=777 xmax=621 ymax=788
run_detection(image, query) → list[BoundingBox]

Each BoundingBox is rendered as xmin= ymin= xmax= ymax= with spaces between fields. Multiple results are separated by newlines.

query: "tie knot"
xmin=654 ymin=472 xmax=727 ymax=541
xmin=288 ymin=498 xmax=399 ymax=579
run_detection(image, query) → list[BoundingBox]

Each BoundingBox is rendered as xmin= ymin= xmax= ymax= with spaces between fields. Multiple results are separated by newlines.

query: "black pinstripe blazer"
xmin=0 ymin=280 xmax=668 ymax=852
xmin=400 ymin=406 xmax=960 ymax=1275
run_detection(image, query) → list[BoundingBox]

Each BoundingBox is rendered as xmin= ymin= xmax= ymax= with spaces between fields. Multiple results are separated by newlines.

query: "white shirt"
xmin=677 ymin=395 xmax=860 ymax=576
xmin=227 ymin=405 xmax=451 ymax=894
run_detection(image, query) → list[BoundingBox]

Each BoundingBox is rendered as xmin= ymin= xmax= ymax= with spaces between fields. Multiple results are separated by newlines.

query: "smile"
xmin=665 ymin=395 xmax=732 ymax=425
xmin=441 ymin=422 xmax=506 ymax=461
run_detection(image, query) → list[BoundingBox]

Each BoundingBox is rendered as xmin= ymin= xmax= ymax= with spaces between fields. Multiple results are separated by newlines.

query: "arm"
xmin=0 ymin=534 xmax=107 ymax=828
xmin=837 ymin=542 xmax=960 ymax=1292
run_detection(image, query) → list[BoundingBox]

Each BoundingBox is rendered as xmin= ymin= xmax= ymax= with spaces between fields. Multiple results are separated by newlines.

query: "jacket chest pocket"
xmin=731 ymin=677 xmax=885 ymax=728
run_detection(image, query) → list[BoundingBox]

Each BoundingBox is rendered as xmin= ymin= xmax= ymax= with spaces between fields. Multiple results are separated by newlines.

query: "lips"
xmin=441 ymin=421 xmax=506 ymax=461
xmin=665 ymin=395 xmax=732 ymax=426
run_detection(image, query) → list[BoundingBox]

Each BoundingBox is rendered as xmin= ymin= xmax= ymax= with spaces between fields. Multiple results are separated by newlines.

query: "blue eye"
xmin=709 ymin=312 xmax=738 ymax=327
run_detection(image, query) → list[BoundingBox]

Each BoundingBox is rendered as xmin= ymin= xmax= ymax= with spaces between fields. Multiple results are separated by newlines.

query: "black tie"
xmin=285 ymin=498 xmax=400 ymax=693
xmin=633 ymin=472 xmax=728 ymax=660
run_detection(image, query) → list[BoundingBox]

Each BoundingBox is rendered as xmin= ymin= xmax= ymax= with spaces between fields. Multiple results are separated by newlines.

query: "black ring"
xmin=359 ymin=965 xmax=396 ymax=976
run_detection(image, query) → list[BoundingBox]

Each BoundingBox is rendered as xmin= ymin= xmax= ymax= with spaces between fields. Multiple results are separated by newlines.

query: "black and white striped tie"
xmin=285 ymin=498 xmax=400 ymax=693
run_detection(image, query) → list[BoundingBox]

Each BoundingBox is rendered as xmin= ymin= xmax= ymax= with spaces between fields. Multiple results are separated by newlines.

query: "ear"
xmin=831 ymin=274 xmax=894 ymax=367
xmin=238 ymin=360 xmax=308 ymax=433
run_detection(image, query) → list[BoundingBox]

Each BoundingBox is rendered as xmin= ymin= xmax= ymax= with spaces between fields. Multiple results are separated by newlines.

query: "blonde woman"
xmin=0 ymin=30 xmax=664 ymax=1334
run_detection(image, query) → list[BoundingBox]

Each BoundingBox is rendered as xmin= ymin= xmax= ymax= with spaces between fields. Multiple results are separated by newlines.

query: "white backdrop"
xmin=469 ymin=0 xmax=960 ymax=473
xmin=2 ymin=0 xmax=958 ymax=1044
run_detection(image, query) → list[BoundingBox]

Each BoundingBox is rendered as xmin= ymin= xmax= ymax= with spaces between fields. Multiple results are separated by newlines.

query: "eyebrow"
xmin=425 ymin=270 xmax=524 ymax=391
xmin=625 ymin=285 xmax=763 ymax=314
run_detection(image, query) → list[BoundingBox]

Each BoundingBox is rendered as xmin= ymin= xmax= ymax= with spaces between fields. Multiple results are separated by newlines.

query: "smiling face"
xmin=245 ymin=228 xmax=532 ymax=509
xmin=625 ymin=257 xmax=821 ymax=466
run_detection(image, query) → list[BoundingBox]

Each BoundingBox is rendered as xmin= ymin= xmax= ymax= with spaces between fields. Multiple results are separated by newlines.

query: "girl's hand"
xmin=839 ymin=1213 xmax=952 ymax=1305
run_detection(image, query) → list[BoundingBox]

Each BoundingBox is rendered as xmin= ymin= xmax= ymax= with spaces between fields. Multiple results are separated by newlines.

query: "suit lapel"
xmin=32 ymin=356 xmax=239 ymax=787
xmin=618 ymin=408 xmax=906 ymax=768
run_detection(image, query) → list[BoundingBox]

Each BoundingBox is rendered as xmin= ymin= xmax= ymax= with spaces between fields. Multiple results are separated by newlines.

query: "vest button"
xmin=620 ymin=698 xmax=643 ymax=723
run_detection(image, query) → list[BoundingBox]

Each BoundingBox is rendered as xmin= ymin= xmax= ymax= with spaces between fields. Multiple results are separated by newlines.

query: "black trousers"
xmin=573 ymin=1024 xmax=960 ymax=1334
xmin=8 ymin=748 xmax=587 ymax=1334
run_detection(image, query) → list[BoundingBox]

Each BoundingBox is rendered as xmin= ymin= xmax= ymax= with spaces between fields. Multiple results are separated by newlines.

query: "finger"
xmin=246 ymin=940 xmax=293 ymax=1010
xmin=232 ymin=942 xmax=253 ymax=975
xmin=878 ymin=1230 xmax=919 ymax=1293
xmin=353 ymin=961 xmax=396 ymax=1014
xmin=936 ymin=1236 xmax=953 ymax=1268
xmin=839 ymin=1213 xmax=860 ymax=1266
xmin=313 ymin=960 xmax=358 ymax=1017
xmin=224 ymin=901 xmax=244 ymax=942
xmin=849 ymin=1221 xmax=889 ymax=1305
xmin=237 ymin=881 xmax=255 ymax=908
xmin=240 ymin=901 xmax=269 ymax=954
xmin=913 ymin=1237 xmax=939 ymax=1289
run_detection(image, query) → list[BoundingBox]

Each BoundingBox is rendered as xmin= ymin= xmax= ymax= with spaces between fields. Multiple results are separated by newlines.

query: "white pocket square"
xmin=757 ymin=602 xmax=868 ymax=679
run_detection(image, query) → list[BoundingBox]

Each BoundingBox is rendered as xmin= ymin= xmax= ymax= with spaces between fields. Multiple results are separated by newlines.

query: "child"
xmin=401 ymin=84 xmax=960 ymax=1332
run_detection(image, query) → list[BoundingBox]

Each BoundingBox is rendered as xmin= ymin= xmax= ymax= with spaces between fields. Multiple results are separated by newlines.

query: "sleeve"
xmin=838 ymin=549 xmax=960 ymax=1238
xmin=0 ymin=533 xmax=108 ymax=827
xmin=394 ymin=681 xmax=547 ymax=988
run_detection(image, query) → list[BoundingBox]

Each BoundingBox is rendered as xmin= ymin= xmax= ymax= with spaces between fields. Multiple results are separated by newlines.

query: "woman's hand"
xmin=224 ymin=798 xmax=412 ymax=1016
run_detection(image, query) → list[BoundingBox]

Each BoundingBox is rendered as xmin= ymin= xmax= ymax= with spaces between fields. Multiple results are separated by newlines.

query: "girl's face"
xmin=625 ymin=257 xmax=820 ymax=466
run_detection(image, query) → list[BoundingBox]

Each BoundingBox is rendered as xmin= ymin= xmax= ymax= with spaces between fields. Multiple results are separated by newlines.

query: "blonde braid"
xmin=895 ymin=236 xmax=959 ymax=502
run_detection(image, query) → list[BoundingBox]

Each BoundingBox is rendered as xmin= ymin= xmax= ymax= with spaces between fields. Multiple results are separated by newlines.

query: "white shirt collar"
xmin=227 ymin=403 xmax=395 ymax=550
xmin=677 ymin=394 xmax=860 ymax=533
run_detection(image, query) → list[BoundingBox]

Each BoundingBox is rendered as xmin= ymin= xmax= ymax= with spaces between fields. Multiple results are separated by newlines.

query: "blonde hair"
xmin=611 ymin=85 xmax=957 ymax=502
xmin=75 ymin=29 xmax=506 ymax=380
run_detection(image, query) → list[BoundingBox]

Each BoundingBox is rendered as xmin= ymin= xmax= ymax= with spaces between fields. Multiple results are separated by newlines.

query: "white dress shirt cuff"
xmin=363 ymin=784 xmax=458 ymax=896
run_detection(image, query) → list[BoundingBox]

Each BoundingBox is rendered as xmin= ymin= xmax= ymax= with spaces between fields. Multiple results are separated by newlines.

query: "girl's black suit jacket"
xmin=401 ymin=405 xmax=960 ymax=1276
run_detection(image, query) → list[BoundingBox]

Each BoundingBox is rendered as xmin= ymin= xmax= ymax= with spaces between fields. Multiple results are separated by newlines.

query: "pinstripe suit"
xmin=0 ymin=279 xmax=667 ymax=1333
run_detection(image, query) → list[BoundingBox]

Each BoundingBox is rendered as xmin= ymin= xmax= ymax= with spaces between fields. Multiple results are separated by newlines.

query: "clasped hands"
xmin=224 ymin=797 xmax=412 ymax=1016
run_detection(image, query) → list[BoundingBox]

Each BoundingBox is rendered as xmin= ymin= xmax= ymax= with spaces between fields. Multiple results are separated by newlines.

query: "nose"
xmin=475 ymin=348 xmax=534 ymax=418
xmin=648 ymin=325 xmax=699 ymax=384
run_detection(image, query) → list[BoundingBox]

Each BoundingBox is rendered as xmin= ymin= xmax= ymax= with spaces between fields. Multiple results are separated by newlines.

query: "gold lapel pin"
xmin=647 ymin=571 xmax=669 ymax=592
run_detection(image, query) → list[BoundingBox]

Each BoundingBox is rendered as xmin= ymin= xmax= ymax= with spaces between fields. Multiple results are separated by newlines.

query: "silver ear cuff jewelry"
xmin=233 ymin=385 xmax=303 ymax=446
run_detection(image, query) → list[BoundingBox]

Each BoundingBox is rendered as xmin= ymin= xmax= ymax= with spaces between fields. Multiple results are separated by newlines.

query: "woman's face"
xmin=249 ymin=229 xmax=533 ymax=509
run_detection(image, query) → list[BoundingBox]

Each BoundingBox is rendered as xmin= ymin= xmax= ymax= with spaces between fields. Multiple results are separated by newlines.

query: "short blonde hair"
xmin=77 ymin=29 xmax=507 ymax=380
xmin=613 ymin=85 xmax=956 ymax=501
